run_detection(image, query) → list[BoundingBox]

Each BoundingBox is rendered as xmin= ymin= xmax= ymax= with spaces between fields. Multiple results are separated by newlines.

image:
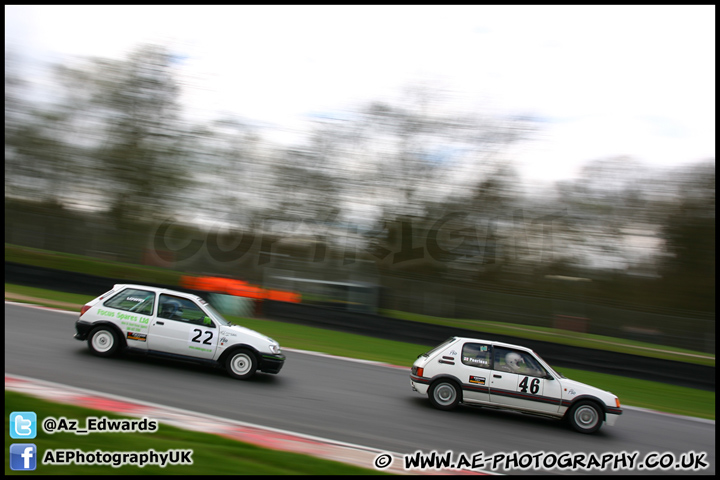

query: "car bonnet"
xmin=558 ymin=377 xmax=616 ymax=403
xmin=218 ymin=323 xmax=278 ymax=348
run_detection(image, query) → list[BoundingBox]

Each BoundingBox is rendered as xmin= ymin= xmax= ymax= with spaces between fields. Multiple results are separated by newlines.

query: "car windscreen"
xmin=534 ymin=351 xmax=565 ymax=378
xmin=203 ymin=302 xmax=234 ymax=326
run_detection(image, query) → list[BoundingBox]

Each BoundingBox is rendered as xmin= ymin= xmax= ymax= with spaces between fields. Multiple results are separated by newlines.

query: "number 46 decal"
xmin=188 ymin=328 xmax=216 ymax=347
xmin=519 ymin=376 xmax=541 ymax=394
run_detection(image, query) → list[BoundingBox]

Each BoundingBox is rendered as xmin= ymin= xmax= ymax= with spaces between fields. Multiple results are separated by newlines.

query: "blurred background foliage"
xmin=5 ymin=44 xmax=715 ymax=353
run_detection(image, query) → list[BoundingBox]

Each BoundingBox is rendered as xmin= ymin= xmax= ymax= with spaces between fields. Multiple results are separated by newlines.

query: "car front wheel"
xmin=567 ymin=401 xmax=603 ymax=434
xmin=88 ymin=326 xmax=120 ymax=357
xmin=226 ymin=349 xmax=257 ymax=380
xmin=428 ymin=380 xmax=461 ymax=410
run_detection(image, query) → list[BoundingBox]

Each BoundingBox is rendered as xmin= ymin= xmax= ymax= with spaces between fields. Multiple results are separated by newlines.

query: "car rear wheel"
xmin=567 ymin=401 xmax=603 ymax=434
xmin=88 ymin=326 xmax=120 ymax=357
xmin=429 ymin=380 xmax=461 ymax=410
xmin=226 ymin=349 xmax=257 ymax=380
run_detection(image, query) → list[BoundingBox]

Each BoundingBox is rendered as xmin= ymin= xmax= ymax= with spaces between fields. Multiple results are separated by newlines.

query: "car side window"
xmin=461 ymin=343 xmax=491 ymax=368
xmin=104 ymin=288 xmax=155 ymax=315
xmin=158 ymin=294 xmax=214 ymax=327
xmin=493 ymin=347 xmax=512 ymax=372
xmin=493 ymin=347 xmax=546 ymax=377
xmin=522 ymin=353 xmax=547 ymax=377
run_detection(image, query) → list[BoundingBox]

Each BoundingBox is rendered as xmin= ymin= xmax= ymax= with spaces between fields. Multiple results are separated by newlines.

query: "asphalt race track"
xmin=4 ymin=303 xmax=715 ymax=475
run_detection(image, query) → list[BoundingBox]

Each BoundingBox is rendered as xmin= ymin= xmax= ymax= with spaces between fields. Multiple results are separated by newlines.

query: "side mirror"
xmin=203 ymin=316 xmax=213 ymax=327
xmin=545 ymin=374 xmax=554 ymax=380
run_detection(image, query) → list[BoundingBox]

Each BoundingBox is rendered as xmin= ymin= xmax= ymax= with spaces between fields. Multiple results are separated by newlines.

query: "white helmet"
xmin=505 ymin=352 xmax=525 ymax=372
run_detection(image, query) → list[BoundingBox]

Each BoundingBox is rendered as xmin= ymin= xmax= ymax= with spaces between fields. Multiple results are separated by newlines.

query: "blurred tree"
xmin=58 ymin=46 xmax=190 ymax=214
xmin=51 ymin=44 xmax=193 ymax=260
xmin=5 ymin=51 xmax=70 ymax=202
xmin=657 ymin=161 xmax=715 ymax=312
xmin=183 ymin=117 xmax=267 ymax=226
xmin=268 ymin=132 xmax=342 ymax=224
xmin=4 ymin=51 xmax=27 ymax=198
xmin=299 ymin=84 xmax=536 ymax=278
xmin=5 ymin=111 xmax=72 ymax=202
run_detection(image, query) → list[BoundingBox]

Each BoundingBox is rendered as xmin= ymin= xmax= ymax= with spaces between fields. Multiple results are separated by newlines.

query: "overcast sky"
xmin=5 ymin=5 xmax=715 ymax=184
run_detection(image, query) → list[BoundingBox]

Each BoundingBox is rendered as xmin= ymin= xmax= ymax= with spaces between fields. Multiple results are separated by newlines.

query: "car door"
xmin=489 ymin=346 xmax=562 ymax=414
xmin=456 ymin=341 xmax=492 ymax=404
xmin=147 ymin=294 xmax=218 ymax=360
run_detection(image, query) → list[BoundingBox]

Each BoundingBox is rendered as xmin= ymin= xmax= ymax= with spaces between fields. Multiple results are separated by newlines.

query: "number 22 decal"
xmin=519 ymin=376 xmax=540 ymax=394
xmin=191 ymin=328 xmax=213 ymax=345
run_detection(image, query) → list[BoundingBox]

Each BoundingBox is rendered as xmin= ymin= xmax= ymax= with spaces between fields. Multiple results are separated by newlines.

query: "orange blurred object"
xmin=180 ymin=275 xmax=300 ymax=303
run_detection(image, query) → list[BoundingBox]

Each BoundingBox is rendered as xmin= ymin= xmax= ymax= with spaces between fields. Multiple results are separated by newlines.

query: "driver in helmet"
xmin=505 ymin=351 xmax=543 ymax=376
xmin=505 ymin=352 xmax=526 ymax=373
xmin=160 ymin=299 xmax=183 ymax=320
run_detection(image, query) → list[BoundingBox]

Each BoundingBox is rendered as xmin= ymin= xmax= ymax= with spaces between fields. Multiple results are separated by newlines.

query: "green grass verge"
xmin=5 ymin=284 xmax=96 ymax=306
xmin=5 ymin=391 xmax=385 ymax=475
xmin=4 ymin=284 xmax=715 ymax=420
xmin=5 ymin=244 xmax=182 ymax=286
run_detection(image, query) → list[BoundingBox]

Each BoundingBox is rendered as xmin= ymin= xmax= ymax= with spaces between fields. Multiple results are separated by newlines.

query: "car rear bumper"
xmin=74 ymin=320 xmax=94 ymax=341
xmin=410 ymin=375 xmax=430 ymax=395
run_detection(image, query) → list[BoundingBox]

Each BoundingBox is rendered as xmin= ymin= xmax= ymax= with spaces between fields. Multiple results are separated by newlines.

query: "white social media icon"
xmin=22 ymin=446 xmax=34 ymax=468
xmin=14 ymin=415 xmax=32 ymax=436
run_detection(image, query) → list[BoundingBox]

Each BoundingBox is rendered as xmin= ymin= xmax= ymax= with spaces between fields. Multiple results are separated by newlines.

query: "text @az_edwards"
xmin=42 ymin=416 xmax=158 ymax=435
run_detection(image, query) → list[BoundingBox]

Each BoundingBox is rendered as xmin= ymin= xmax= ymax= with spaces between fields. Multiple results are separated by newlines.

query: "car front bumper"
xmin=258 ymin=353 xmax=285 ymax=374
xmin=605 ymin=411 xmax=622 ymax=427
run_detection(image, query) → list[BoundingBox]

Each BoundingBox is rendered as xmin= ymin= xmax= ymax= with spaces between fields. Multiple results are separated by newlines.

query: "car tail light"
xmin=413 ymin=367 xmax=424 ymax=377
xmin=615 ymin=398 xmax=621 ymax=408
xmin=80 ymin=305 xmax=91 ymax=316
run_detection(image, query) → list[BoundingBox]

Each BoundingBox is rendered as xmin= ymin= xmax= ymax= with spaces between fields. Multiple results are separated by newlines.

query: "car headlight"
xmin=268 ymin=344 xmax=281 ymax=355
